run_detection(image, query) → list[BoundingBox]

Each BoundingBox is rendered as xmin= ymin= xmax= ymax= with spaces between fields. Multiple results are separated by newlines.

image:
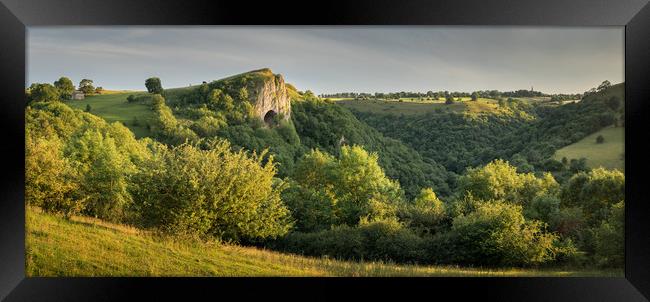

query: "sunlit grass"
xmin=554 ymin=125 xmax=625 ymax=171
xmin=25 ymin=207 xmax=621 ymax=277
xmin=336 ymin=98 xmax=518 ymax=117
xmin=65 ymin=92 xmax=153 ymax=138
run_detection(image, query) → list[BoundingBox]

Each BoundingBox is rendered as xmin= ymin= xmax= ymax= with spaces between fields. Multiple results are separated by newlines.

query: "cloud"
xmin=27 ymin=26 xmax=624 ymax=94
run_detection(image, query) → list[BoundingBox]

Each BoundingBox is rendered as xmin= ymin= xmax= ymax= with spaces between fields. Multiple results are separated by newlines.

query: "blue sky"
xmin=28 ymin=26 xmax=624 ymax=94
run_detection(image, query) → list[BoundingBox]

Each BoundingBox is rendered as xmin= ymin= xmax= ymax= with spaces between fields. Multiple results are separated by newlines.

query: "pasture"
xmin=554 ymin=126 xmax=625 ymax=171
xmin=336 ymin=98 xmax=508 ymax=116
xmin=66 ymin=92 xmax=154 ymax=138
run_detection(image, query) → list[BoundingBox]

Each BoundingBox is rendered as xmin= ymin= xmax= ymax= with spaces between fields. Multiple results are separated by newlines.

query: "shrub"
xmin=286 ymin=146 xmax=403 ymax=228
xmin=432 ymin=201 xmax=558 ymax=267
xmin=399 ymin=188 xmax=448 ymax=235
xmin=458 ymin=159 xmax=558 ymax=205
xmin=593 ymin=201 xmax=624 ymax=267
xmin=523 ymin=194 xmax=560 ymax=225
xmin=25 ymin=135 xmax=81 ymax=217
xmin=26 ymin=102 xmax=148 ymax=221
xmin=129 ymin=139 xmax=293 ymax=242
xmin=277 ymin=219 xmax=426 ymax=263
xmin=560 ymin=168 xmax=624 ymax=225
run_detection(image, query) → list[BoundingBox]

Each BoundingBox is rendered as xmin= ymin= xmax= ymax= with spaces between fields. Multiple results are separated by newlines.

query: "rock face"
xmin=250 ymin=73 xmax=291 ymax=124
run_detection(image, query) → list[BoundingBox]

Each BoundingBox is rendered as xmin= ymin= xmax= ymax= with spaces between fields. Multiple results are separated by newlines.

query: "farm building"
xmin=71 ymin=91 xmax=85 ymax=100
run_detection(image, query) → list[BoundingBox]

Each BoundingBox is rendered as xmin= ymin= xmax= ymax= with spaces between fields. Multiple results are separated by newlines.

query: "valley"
xmin=26 ymin=69 xmax=625 ymax=276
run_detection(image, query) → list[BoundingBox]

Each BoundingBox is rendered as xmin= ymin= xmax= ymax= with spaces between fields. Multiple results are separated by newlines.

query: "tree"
xmin=596 ymin=135 xmax=604 ymax=144
xmin=85 ymin=104 xmax=92 ymax=112
xmin=145 ymin=77 xmax=164 ymax=94
xmin=53 ymin=77 xmax=75 ymax=100
xmin=95 ymin=87 xmax=104 ymax=94
xmin=78 ymin=79 xmax=95 ymax=95
xmin=445 ymin=95 xmax=454 ymax=105
xmin=471 ymin=92 xmax=478 ymax=101
xmin=458 ymin=159 xmax=558 ymax=205
xmin=27 ymin=83 xmax=60 ymax=103
xmin=286 ymin=146 xmax=403 ymax=230
xmin=597 ymin=80 xmax=611 ymax=92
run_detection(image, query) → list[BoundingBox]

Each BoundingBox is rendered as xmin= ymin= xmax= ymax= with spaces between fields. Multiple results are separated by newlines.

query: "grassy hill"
xmin=66 ymin=92 xmax=153 ymax=138
xmin=25 ymin=207 xmax=618 ymax=277
xmin=336 ymin=98 xmax=513 ymax=116
xmin=554 ymin=125 xmax=625 ymax=171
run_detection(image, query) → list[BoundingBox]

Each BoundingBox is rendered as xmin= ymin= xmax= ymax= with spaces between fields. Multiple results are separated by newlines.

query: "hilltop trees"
xmin=27 ymin=83 xmax=60 ymax=104
xmin=145 ymin=77 xmax=164 ymax=95
xmin=54 ymin=77 xmax=75 ymax=99
xmin=78 ymin=79 xmax=95 ymax=95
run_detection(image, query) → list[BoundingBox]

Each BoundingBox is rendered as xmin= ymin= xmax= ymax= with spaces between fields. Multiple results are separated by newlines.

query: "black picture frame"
xmin=1 ymin=0 xmax=649 ymax=301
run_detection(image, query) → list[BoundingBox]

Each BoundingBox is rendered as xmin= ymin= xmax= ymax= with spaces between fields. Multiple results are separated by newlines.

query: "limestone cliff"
xmin=248 ymin=71 xmax=291 ymax=124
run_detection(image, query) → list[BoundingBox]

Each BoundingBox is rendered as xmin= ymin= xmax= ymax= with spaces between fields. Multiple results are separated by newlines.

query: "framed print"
xmin=1 ymin=0 xmax=649 ymax=300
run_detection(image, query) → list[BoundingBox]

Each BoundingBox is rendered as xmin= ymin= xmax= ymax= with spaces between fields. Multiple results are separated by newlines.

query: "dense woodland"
xmin=25 ymin=73 xmax=624 ymax=270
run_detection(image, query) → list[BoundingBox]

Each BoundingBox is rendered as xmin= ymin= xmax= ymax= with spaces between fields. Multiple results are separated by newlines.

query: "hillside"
xmin=353 ymin=83 xmax=624 ymax=174
xmin=554 ymin=125 xmax=624 ymax=171
xmin=66 ymin=92 xmax=152 ymax=138
xmin=337 ymin=97 xmax=515 ymax=116
xmin=25 ymin=207 xmax=618 ymax=277
xmin=63 ymin=69 xmax=452 ymax=198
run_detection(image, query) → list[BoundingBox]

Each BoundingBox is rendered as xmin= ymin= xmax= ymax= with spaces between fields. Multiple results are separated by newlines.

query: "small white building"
xmin=71 ymin=91 xmax=85 ymax=100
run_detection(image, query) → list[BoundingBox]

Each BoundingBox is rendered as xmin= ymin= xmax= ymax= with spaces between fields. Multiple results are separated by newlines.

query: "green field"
xmin=25 ymin=207 xmax=618 ymax=277
xmin=66 ymin=92 xmax=154 ymax=138
xmin=554 ymin=126 xmax=625 ymax=171
xmin=336 ymin=98 xmax=509 ymax=116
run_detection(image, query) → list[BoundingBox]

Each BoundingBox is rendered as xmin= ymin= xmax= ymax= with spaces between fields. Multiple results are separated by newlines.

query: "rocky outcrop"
xmin=250 ymin=73 xmax=291 ymax=124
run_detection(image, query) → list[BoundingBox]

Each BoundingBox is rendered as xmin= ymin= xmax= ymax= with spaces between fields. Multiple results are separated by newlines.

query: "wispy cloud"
xmin=27 ymin=26 xmax=624 ymax=93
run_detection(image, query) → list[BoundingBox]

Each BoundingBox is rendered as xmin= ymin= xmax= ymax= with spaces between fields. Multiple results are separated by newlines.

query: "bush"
xmin=25 ymin=135 xmax=81 ymax=217
xmin=129 ymin=139 xmax=292 ymax=242
xmin=277 ymin=219 xmax=426 ymax=263
xmin=26 ymin=102 xmax=149 ymax=221
xmin=458 ymin=159 xmax=558 ymax=205
xmin=593 ymin=201 xmax=624 ymax=267
xmin=431 ymin=201 xmax=558 ymax=267
xmin=399 ymin=188 xmax=448 ymax=235
xmin=285 ymin=146 xmax=403 ymax=229
xmin=127 ymin=94 xmax=154 ymax=104
xmin=560 ymin=168 xmax=624 ymax=225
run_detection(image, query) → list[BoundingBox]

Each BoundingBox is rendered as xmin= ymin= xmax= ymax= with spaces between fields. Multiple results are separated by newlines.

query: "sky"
xmin=28 ymin=26 xmax=624 ymax=94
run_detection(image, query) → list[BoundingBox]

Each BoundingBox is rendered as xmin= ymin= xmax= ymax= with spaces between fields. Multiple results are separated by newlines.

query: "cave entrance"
xmin=264 ymin=110 xmax=278 ymax=126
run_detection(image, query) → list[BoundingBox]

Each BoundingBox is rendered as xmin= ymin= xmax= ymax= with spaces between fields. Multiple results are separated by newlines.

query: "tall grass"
xmin=26 ymin=207 xmax=621 ymax=277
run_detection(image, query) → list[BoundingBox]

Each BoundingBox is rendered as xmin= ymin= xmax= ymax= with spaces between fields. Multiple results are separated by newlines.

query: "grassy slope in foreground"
xmin=26 ymin=208 xmax=620 ymax=277
xmin=553 ymin=125 xmax=624 ymax=171
xmin=65 ymin=92 xmax=153 ymax=138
